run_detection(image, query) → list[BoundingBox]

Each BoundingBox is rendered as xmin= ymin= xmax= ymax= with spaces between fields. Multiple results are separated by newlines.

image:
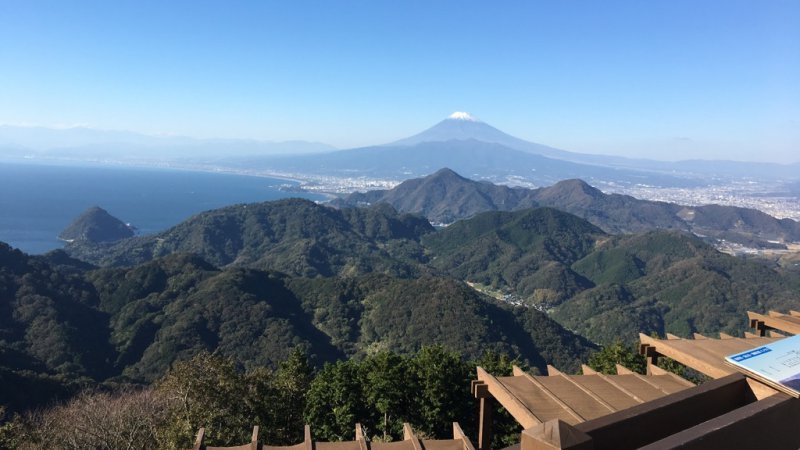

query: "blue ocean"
xmin=0 ymin=162 xmax=325 ymax=254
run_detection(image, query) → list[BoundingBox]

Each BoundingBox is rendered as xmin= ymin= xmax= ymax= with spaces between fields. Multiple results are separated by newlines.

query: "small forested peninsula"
xmin=58 ymin=206 xmax=135 ymax=243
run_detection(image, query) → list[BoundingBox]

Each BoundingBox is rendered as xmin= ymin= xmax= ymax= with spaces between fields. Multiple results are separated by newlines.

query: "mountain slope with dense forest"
xmin=337 ymin=168 xmax=800 ymax=248
xmin=0 ymin=242 xmax=595 ymax=404
xmin=65 ymin=199 xmax=434 ymax=277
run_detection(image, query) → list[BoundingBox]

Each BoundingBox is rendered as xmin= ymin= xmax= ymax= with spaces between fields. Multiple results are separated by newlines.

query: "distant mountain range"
xmin=226 ymin=112 xmax=799 ymax=186
xmin=335 ymin=168 xmax=800 ymax=248
xmin=0 ymin=124 xmax=335 ymax=160
xmin=4 ymin=114 xmax=798 ymax=187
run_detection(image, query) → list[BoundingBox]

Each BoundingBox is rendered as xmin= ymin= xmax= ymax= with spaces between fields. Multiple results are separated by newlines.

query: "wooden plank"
xmin=790 ymin=310 xmax=800 ymax=317
xmin=718 ymin=332 xmax=734 ymax=339
xmin=768 ymin=310 xmax=785 ymax=317
xmin=591 ymin=372 xmax=645 ymax=404
xmin=613 ymin=365 xmax=673 ymax=396
xmin=769 ymin=330 xmax=786 ymax=338
xmin=556 ymin=374 xmax=616 ymax=415
xmin=575 ymin=374 xmax=751 ymax=450
xmin=647 ymin=363 xmax=695 ymax=387
xmin=546 ymin=365 xmax=560 ymax=376
xmin=638 ymin=393 xmax=800 ymax=450
xmin=518 ymin=371 xmax=586 ymax=423
xmin=513 ymin=365 xmax=526 ymax=376
xmin=477 ymin=367 xmax=541 ymax=428
xmin=744 ymin=331 xmax=760 ymax=338
xmin=572 ymin=375 xmax=641 ymax=411
xmin=638 ymin=334 xmax=732 ymax=378
xmin=692 ymin=333 xmax=707 ymax=340
xmin=666 ymin=333 xmax=681 ymax=340
xmin=580 ymin=365 xmax=597 ymax=375
xmin=453 ymin=422 xmax=476 ymax=450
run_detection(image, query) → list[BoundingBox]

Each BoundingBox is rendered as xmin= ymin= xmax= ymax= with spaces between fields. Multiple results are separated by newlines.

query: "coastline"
xmin=0 ymin=155 xmax=395 ymax=200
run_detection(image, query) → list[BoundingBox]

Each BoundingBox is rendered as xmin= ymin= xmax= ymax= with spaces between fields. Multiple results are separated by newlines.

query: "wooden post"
xmin=478 ymin=396 xmax=495 ymax=450
xmin=520 ymin=420 xmax=592 ymax=450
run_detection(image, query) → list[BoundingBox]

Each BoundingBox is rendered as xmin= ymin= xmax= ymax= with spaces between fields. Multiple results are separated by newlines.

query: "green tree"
xmin=587 ymin=341 xmax=646 ymax=374
xmin=305 ymin=360 xmax=368 ymax=441
xmin=270 ymin=348 xmax=313 ymax=444
xmin=362 ymin=351 xmax=409 ymax=440
xmin=409 ymin=346 xmax=472 ymax=438
xmin=155 ymin=352 xmax=250 ymax=448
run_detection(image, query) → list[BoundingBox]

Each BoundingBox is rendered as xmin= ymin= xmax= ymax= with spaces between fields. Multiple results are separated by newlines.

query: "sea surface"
xmin=0 ymin=162 xmax=324 ymax=254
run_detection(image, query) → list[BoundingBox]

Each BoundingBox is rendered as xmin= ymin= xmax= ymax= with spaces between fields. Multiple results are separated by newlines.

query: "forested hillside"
xmin=4 ymin=196 xmax=800 ymax=425
xmin=338 ymin=169 xmax=800 ymax=248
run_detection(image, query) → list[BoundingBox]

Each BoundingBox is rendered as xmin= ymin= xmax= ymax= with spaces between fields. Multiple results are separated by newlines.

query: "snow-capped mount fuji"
xmin=247 ymin=112 xmax=696 ymax=188
xmin=388 ymin=111 xmax=572 ymax=159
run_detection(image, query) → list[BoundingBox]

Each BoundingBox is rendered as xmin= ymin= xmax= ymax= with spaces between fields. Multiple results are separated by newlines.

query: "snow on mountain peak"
xmin=448 ymin=112 xmax=479 ymax=122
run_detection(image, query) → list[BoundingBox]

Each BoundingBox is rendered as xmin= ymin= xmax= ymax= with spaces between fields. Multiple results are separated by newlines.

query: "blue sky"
xmin=0 ymin=1 xmax=798 ymax=162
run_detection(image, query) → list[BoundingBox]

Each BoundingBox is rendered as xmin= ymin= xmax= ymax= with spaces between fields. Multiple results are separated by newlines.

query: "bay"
xmin=0 ymin=162 xmax=324 ymax=254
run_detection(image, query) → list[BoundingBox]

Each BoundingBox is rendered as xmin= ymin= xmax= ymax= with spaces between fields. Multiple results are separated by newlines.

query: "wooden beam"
xmin=769 ymin=330 xmax=786 ymax=338
xmin=790 ymin=310 xmax=800 ymax=317
xmin=638 ymin=392 xmax=800 ymax=450
xmin=304 ymin=425 xmax=313 ymax=450
xmin=403 ymin=423 xmax=423 ymax=450
xmin=521 ymin=420 xmax=592 ymax=450
xmin=745 ymin=378 xmax=780 ymax=401
xmin=513 ymin=365 xmax=526 ymax=376
xmin=472 ymin=381 xmax=491 ymax=399
xmin=453 ymin=422 xmax=476 ymax=450
xmin=580 ymin=365 xmax=597 ymax=375
xmin=476 ymin=366 xmax=541 ymax=428
xmin=666 ymin=333 xmax=681 ymax=340
xmin=718 ymin=332 xmax=734 ymax=339
xmin=639 ymin=333 xmax=732 ymax=379
xmin=575 ymin=374 xmax=751 ymax=450
xmin=192 ymin=428 xmax=205 ymax=450
xmin=615 ymin=364 xmax=634 ymax=375
xmin=692 ymin=333 xmax=707 ymax=340
xmin=744 ymin=331 xmax=760 ymax=338
xmin=251 ymin=426 xmax=259 ymax=450
xmin=749 ymin=311 xmax=800 ymax=335
xmin=355 ymin=424 xmax=365 ymax=441
xmin=546 ymin=365 xmax=561 ymax=376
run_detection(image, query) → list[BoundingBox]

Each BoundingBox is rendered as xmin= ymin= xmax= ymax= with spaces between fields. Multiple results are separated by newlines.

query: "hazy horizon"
xmin=1 ymin=1 xmax=798 ymax=163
